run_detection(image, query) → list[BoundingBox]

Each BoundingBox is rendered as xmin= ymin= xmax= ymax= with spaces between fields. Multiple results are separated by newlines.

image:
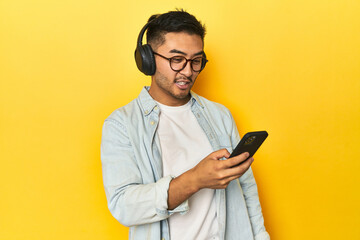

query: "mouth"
xmin=175 ymin=80 xmax=191 ymax=90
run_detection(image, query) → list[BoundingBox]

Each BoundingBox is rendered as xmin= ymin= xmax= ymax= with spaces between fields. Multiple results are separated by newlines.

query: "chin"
xmin=173 ymin=92 xmax=191 ymax=100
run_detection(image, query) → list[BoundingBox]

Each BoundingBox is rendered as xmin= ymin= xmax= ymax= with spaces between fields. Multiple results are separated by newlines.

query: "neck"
xmin=148 ymin=87 xmax=191 ymax=106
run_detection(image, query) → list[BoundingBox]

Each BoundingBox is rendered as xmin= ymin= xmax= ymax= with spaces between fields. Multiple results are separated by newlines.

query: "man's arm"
xmin=101 ymin=118 xmax=175 ymax=226
xmin=101 ymin=117 xmax=254 ymax=226
xmin=167 ymin=149 xmax=254 ymax=210
xmin=228 ymin=113 xmax=270 ymax=239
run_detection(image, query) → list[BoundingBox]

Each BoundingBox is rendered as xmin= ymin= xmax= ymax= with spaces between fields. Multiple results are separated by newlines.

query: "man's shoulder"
xmin=107 ymin=99 xmax=139 ymax=120
xmin=193 ymin=93 xmax=237 ymax=138
xmin=192 ymin=92 xmax=232 ymax=117
xmin=105 ymin=87 xmax=151 ymax=123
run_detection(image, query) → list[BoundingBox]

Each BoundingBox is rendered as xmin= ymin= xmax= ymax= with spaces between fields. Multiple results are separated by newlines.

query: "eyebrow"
xmin=169 ymin=49 xmax=204 ymax=57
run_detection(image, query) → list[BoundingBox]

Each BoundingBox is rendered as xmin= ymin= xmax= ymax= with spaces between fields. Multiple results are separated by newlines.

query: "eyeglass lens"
xmin=170 ymin=56 xmax=204 ymax=72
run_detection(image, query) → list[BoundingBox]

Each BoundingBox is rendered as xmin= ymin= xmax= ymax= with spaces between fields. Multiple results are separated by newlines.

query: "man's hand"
xmin=167 ymin=149 xmax=253 ymax=210
xmin=190 ymin=149 xmax=253 ymax=191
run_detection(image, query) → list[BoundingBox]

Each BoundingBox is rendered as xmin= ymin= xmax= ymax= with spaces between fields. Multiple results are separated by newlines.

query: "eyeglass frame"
xmin=153 ymin=52 xmax=208 ymax=72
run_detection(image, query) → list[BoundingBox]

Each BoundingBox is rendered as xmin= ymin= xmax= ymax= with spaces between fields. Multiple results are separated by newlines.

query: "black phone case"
xmin=229 ymin=131 xmax=268 ymax=159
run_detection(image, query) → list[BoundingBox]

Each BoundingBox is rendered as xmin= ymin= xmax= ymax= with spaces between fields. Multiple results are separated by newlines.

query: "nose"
xmin=179 ymin=60 xmax=193 ymax=77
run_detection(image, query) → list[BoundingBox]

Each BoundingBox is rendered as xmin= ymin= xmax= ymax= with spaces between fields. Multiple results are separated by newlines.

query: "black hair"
xmin=146 ymin=9 xmax=206 ymax=49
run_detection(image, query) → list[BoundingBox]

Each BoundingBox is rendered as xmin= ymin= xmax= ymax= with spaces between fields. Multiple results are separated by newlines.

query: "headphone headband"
xmin=137 ymin=22 xmax=151 ymax=50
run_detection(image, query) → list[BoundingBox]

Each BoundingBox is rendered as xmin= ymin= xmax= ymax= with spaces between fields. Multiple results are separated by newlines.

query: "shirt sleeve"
xmin=101 ymin=118 xmax=188 ymax=227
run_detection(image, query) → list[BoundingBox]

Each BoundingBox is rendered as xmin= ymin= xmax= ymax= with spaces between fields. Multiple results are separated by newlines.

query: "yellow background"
xmin=1 ymin=0 xmax=359 ymax=239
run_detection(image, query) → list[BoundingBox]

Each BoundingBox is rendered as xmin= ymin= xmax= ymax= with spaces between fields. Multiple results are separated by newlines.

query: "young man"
xmin=101 ymin=10 xmax=270 ymax=240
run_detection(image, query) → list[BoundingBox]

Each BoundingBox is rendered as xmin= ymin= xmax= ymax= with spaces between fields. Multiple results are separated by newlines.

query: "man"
xmin=101 ymin=10 xmax=270 ymax=240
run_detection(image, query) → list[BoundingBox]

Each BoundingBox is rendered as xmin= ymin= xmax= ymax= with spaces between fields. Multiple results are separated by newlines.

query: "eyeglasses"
xmin=153 ymin=52 xmax=208 ymax=72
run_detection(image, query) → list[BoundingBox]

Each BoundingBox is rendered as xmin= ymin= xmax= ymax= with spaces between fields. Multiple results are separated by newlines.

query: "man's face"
xmin=149 ymin=32 xmax=204 ymax=106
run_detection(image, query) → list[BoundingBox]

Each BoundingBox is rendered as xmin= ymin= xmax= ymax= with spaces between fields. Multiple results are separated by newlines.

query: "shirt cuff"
xmin=155 ymin=175 xmax=190 ymax=217
xmin=254 ymin=231 xmax=270 ymax=240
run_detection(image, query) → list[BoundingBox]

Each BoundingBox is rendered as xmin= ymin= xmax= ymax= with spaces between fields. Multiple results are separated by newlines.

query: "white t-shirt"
xmin=156 ymin=100 xmax=219 ymax=240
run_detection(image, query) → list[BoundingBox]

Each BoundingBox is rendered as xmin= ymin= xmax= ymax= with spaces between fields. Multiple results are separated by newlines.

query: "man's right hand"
xmin=190 ymin=149 xmax=254 ymax=191
xmin=167 ymin=149 xmax=253 ymax=210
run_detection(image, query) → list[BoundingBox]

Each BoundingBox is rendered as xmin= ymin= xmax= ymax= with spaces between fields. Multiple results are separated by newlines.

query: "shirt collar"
xmin=190 ymin=91 xmax=204 ymax=109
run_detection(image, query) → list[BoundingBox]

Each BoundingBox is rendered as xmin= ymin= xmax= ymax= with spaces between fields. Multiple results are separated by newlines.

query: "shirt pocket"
xmin=217 ymin=134 xmax=233 ymax=153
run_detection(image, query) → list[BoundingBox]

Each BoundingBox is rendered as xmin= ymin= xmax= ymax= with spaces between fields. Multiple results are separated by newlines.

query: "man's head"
xmin=146 ymin=10 xmax=206 ymax=51
xmin=141 ymin=10 xmax=207 ymax=106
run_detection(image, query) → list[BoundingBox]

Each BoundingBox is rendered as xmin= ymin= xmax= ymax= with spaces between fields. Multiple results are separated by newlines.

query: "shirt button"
xmin=150 ymin=121 xmax=155 ymax=125
xmin=154 ymin=106 xmax=158 ymax=110
xmin=144 ymin=110 xmax=149 ymax=114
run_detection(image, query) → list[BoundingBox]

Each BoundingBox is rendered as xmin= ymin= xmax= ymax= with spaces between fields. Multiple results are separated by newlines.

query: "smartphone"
xmin=229 ymin=131 xmax=268 ymax=164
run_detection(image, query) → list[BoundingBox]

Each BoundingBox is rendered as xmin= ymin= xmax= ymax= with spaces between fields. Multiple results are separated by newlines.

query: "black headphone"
xmin=134 ymin=22 xmax=156 ymax=76
xmin=134 ymin=21 xmax=208 ymax=76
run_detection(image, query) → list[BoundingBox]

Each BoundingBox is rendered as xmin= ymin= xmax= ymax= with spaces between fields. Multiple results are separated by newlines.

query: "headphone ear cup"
xmin=135 ymin=44 xmax=156 ymax=76
xmin=201 ymin=52 xmax=207 ymax=71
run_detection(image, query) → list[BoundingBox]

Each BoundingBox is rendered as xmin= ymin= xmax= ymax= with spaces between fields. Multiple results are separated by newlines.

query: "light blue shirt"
xmin=101 ymin=87 xmax=270 ymax=240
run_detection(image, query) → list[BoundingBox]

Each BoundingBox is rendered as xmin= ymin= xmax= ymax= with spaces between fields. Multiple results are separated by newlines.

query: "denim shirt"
xmin=101 ymin=87 xmax=270 ymax=240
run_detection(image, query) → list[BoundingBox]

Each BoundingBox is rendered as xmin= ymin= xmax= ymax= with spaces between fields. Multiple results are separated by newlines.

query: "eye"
xmin=171 ymin=56 xmax=184 ymax=64
xmin=192 ymin=58 xmax=202 ymax=65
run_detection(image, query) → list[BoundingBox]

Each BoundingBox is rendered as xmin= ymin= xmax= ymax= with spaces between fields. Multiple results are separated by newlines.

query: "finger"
xmin=223 ymin=157 xmax=253 ymax=177
xmin=223 ymin=152 xmax=250 ymax=168
xmin=213 ymin=171 xmax=250 ymax=189
xmin=211 ymin=148 xmax=230 ymax=160
xmin=233 ymin=157 xmax=253 ymax=173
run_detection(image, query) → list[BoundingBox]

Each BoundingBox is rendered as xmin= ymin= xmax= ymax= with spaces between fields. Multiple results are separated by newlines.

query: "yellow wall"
xmin=1 ymin=0 xmax=359 ymax=239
